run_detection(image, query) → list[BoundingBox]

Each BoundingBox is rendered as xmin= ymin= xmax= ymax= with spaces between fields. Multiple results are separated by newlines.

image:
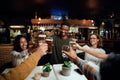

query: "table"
xmin=2 ymin=66 xmax=57 ymax=80
xmin=25 ymin=66 xmax=57 ymax=80
xmin=2 ymin=63 xmax=88 ymax=80
xmin=53 ymin=63 xmax=88 ymax=80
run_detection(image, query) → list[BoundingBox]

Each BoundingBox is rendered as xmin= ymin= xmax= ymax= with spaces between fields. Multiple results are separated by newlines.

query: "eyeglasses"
xmin=89 ymin=38 xmax=97 ymax=39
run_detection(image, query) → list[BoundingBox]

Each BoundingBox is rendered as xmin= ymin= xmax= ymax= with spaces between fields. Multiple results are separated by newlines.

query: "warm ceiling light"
xmin=10 ymin=25 xmax=25 ymax=28
xmin=38 ymin=17 xmax=41 ymax=21
xmin=88 ymin=26 xmax=98 ymax=29
xmin=86 ymin=0 xmax=99 ymax=9
xmin=34 ymin=0 xmax=47 ymax=4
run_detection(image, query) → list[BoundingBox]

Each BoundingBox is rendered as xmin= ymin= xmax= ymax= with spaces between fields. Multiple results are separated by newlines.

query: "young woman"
xmin=11 ymin=35 xmax=30 ymax=67
xmin=76 ymin=33 xmax=106 ymax=66
xmin=0 ymin=43 xmax=48 ymax=80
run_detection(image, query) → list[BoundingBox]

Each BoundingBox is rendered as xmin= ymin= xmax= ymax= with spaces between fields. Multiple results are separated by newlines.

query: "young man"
xmin=50 ymin=21 xmax=71 ymax=64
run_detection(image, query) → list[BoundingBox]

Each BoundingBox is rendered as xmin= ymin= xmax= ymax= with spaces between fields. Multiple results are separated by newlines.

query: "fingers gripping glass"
xmin=62 ymin=45 xmax=70 ymax=51
xmin=62 ymin=45 xmax=70 ymax=59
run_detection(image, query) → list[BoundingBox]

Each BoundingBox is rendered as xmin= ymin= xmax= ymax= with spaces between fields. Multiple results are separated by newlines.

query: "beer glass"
xmin=69 ymin=40 xmax=76 ymax=50
xmin=38 ymin=34 xmax=46 ymax=46
xmin=45 ymin=37 xmax=53 ymax=54
xmin=62 ymin=45 xmax=70 ymax=52
xmin=62 ymin=45 xmax=70 ymax=59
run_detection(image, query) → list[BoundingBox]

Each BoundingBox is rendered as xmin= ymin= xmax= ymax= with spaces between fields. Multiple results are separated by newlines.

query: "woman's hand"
xmin=75 ymin=43 xmax=82 ymax=50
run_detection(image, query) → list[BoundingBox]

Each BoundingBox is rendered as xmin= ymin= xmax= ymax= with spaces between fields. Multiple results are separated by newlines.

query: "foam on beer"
xmin=38 ymin=34 xmax=46 ymax=37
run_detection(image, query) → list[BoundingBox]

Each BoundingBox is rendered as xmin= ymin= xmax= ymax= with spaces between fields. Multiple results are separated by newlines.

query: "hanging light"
xmin=86 ymin=0 xmax=99 ymax=9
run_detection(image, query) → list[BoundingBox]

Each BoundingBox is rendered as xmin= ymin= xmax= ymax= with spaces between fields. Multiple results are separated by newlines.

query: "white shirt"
xmin=11 ymin=50 xmax=29 ymax=67
xmin=76 ymin=45 xmax=106 ymax=70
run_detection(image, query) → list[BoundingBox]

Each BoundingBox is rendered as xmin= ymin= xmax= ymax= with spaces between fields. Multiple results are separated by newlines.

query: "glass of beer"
xmin=62 ymin=45 xmax=70 ymax=59
xmin=69 ymin=39 xmax=76 ymax=50
xmin=45 ymin=37 xmax=53 ymax=54
xmin=38 ymin=34 xmax=46 ymax=46
xmin=62 ymin=45 xmax=70 ymax=52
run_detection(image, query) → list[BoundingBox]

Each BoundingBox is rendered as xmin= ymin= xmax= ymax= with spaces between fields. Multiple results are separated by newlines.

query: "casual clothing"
xmin=76 ymin=58 xmax=100 ymax=80
xmin=0 ymin=53 xmax=41 ymax=80
xmin=76 ymin=45 xmax=106 ymax=66
xmin=11 ymin=50 xmax=29 ymax=67
xmin=76 ymin=53 xmax=115 ymax=80
xmin=50 ymin=35 xmax=71 ymax=64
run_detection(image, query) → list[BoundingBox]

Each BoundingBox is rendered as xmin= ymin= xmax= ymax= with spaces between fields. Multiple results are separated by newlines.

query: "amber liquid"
xmin=38 ymin=34 xmax=46 ymax=46
xmin=46 ymin=38 xmax=53 ymax=54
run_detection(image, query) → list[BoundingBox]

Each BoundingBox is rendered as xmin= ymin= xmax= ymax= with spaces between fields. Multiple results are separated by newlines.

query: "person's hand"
xmin=34 ymin=43 xmax=48 ymax=57
xmin=62 ymin=46 xmax=78 ymax=62
xmin=75 ymin=43 xmax=82 ymax=50
xmin=28 ymin=43 xmax=39 ymax=53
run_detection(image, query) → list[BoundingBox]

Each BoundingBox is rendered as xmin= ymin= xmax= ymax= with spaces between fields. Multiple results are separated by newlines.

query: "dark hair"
xmin=61 ymin=21 xmax=70 ymax=27
xmin=13 ymin=35 xmax=29 ymax=52
xmin=100 ymin=53 xmax=120 ymax=80
xmin=88 ymin=33 xmax=103 ymax=48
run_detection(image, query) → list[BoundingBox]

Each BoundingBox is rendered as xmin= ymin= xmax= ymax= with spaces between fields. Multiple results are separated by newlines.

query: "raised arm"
xmin=75 ymin=43 xmax=108 ymax=60
xmin=62 ymin=47 xmax=100 ymax=80
xmin=0 ymin=43 xmax=48 ymax=80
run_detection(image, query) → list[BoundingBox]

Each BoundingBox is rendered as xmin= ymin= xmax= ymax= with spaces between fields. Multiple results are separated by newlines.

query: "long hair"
xmin=88 ymin=33 xmax=103 ymax=48
xmin=13 ymin=35 xmax=29 ymax=52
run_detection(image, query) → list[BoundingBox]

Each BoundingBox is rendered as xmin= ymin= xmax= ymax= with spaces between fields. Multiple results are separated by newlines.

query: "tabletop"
xmin=53 ymin=63 xmax=88 ymax=80
xmin=2 ymin=63 xmax=88 ymax=80
xmin=2 ymin=66 xmax=57 ymax=80
xmin=25 ymin=66 xmax=57 ymax=80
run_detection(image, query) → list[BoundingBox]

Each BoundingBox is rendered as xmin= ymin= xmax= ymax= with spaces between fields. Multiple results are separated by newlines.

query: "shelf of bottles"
xmin=99 ymin=19 xmax=120 ymax=40
xmin=30 ymin=18 xmax=98 ymax=42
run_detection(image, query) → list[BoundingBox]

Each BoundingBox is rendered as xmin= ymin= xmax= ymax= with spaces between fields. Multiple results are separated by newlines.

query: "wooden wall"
xmin=0 ymin=44 xmax=13 ymax=68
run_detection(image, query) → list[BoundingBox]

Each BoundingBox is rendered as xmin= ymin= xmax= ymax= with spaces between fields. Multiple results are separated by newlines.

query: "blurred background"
xmin=0 ymin=0 xmax=120 ymax=72
xmin=0 ymin=0 xmax=120 ymax=24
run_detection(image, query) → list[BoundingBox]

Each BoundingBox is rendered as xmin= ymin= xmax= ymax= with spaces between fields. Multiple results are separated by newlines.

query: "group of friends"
xmin=0 ymin=22 xmax=120 ymax=80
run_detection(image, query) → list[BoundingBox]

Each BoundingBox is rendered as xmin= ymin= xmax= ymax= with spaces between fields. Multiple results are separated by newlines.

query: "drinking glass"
xmin=62 ymin=45 xmax=70 ymax=59
xmin=69 ymin=39 xmax=76 ymax=50
xmin=38 ymin=34 xmax=46 ymax=46
xmin=46 ymin=37 xmax=53 ymax=54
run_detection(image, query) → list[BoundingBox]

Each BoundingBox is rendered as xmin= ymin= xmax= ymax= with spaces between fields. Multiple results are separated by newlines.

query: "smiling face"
xmin=60 ymin=25 xmax=69 ymax=37
xmin=20 ymin=37 xmax=28 ymax=50
xmin=89 ymin=34 xmax=99 ymax=47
